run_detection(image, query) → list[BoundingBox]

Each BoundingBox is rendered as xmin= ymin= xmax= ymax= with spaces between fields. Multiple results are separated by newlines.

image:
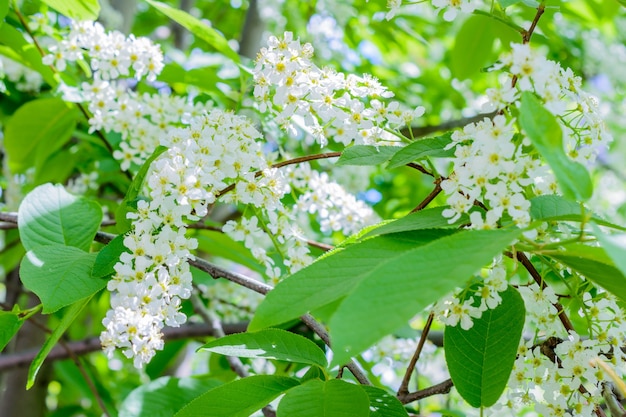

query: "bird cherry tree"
xmin=1 ymin=0 xmax=626 ymax=416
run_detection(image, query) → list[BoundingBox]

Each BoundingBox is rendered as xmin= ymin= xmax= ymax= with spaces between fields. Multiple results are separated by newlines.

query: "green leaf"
xmin=249 ymin=229 xmax=457 ymax=331
xmin=174 ymin=375 xmax=299 ymax=417
xmin=116 ymin=146 xmax=167 ymax=233
xmin=0 ymin=25 xmax=57 ymax=86
xmin=198 ymin=328 xmax=328 ymax=367
xmin=387 ymin=133 xmax=454 ymax=169
xmin=0 ymin=311 xmax=23 ymax=351
xmin=444 ymin=286 xmax=525 ymax=407
xmin=328 ymin=228 xmax=521 ymax=366
xmin=592 ymin=224 xmax=626 ymax=288
xmin=499 ymin=0 xmax=521 ymax=7
xmin=451 ymin=15 xmax=495 ymax=80
xmin=362 ymin=207 xmax=470 ymax=238
xmin=530 ymin=195 xmax=626 ymax=231
xmin=146 ymin=0 xmax=240 ymax=63
xmin=277 ymin=379 xmax=370 ymax=417
xmin=4 ymin=98 xmax=77 ymax=173
xmin=0 ymin=1 xmax=9 ymax=23
xmin=119 ymin=376 xmax=222 ymax=417
xmin=336 ymin=145 xmax=398 ymax=166
xmin=27 ymin=297 xmax=91 ymax=389
xmin=519 ymin=92 xmax=592 ymax=201
xmin=20 ymin=246 xmax=103 ymax=313
xmin=40 ymin=0 xmax=100 ymax=20
xmin=18 ymin=183 xmax=103 ymax=252
xmin=92 ymin=234 xmax=129 ymax=278
xmin=548 ymin=243 xmax=626 ymax=302
xmin=362 ymin=386 xmax=409 ymax=417
xmin=196 ymin=232 xmax=264 ymax=274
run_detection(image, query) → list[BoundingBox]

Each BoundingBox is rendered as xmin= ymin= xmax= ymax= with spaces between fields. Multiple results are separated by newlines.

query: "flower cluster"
xmin=101 ymin=109 xmax=289 ymax=366
xmin=42 ymin=19 xmax=173 ymax=170
xmin=386 ymin=0 xmax=479 ymax=22
xmin=442 ymin=43 xmax=612 ymax=229
xmin=433 ymin=257 xmax=509 ymax=330
xmin=500 ymin=288 xmax=626 ymax=416
xmin=292 ymin=165 xmax=378 ymax=236
xmin=0 ymin=56 xmax=45 ymax=93
xmin=43 ymin=20 xmax=163 ymax=81
xmin=253 ymin=32 xmax=424 ymax=147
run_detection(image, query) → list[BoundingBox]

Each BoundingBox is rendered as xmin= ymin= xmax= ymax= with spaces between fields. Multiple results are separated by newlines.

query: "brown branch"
xmin=406 ymin=162 xmax=433 ymax=177
xmin=0 ymin=322 xmax=248 ymax=372
xmin=397 ymin=312 xmax=434 ymax=398
xmin=513 ymin=252 xmax=574 ymax=332
xmin=400 ymin=378 xmax=454 ymax=404
xmin=215 ymin=152 xmax=341 ymax=199
xmin=411 ymin=180 xmax=442 ymax=213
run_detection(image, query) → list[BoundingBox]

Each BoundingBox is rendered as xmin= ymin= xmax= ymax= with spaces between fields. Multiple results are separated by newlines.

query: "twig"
xmin=406 ymin=162 xmax=433 ymax=177
xmin=397 ymin=312 xmax=434 ymax=398
xmin=400 ymin=378 xmax=454 ymax=404
xmin=214 ymin=152 xmax=341 ymax=199
xmin=411 ymin=180 xmax=442 ymax=213
xmin=513 ymin=252 xmax=574 ymax=332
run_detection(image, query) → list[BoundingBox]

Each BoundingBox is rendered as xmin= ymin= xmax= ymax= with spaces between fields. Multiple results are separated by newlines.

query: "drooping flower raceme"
xmin=441 ymin=43 xmax=612 ymax=230
xmin=253 ymin=32 xmax=424 ymax=147
xmin=100 ymin=110 xmax=290 ymax=367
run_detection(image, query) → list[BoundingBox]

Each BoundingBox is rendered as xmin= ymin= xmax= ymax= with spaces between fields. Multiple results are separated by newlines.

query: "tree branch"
xmin=399 ymin=378 xmax=454 ymax=404
xmin=397 ymin=312 xmax=434 ymax=397
xmin=0 ymin=322 xmax=247 ymax=372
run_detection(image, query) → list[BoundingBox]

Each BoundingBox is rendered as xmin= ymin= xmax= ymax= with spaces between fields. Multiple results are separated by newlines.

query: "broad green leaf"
xmin=387 ymin=133 xmax=454 ymax=169
xmin=0 ymin=311 xmax=23 ymax=351
xmin=5 ymin=98 xmax=77 ymax=173
xmin=92 ymin=233 xmax=129 ymax=278
xmin=116 ymin=146 xmax=167 ymax=233
xmin=444 ymin=286 xmax=525 ymax=407
xmin=499 ymin=0 xmax=521 ymax=7
xmin=451 ymin=15 xmax=494 ymax=80
xmin=174 ymin=375 xmax=299 ymax=417
xmin=362 ymin=207 xmax=470 ymax=238
xmin=199 ymin=328 xmax=327 ymax=367
xmin=20 ymin=246 xmax=103 ymax=313
xmin=119 ymin=376 xmax=221 ymax=417
xmin=530 ymin=195 xmax=626 ymax=231
xmin=591 ymin=224 xmax=626 ymax=288
xmin=40 ymin=0 xmax=100 ymax=20
xmin=362 ymin=386 xmax=409 ymax=417
xmin=519 ymin=92 xmax=592 ymax=201
xmin=249 ymin=229 xmax=456 ymax=331
xmin=146 ymin=0 xmax=240 ymax=63
xmin=336 ymin=145 xmax=398 ymax=166
xmin=277 ymin=379 xmax=369 ymax=417
xmin=196 ymin=232 xmax=264 ymax=274
xmin=18 ymin=183 xmax=103 ymax=252
xmin=329 ymin=228 xmax=521 ymax=366
xmin=548 ymin=243 xmax=626 ymax=302
xmin=0 ymin=25 xmax=56 ymax=86
xmin=0 ymin=1 xmax=8 ymax=23
xmin=27 ymin=297 xmax=91 ymax=389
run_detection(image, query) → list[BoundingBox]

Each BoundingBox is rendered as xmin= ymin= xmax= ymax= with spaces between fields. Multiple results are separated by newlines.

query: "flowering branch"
xmin=94 ymin=231 xmax=371 ymax=385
